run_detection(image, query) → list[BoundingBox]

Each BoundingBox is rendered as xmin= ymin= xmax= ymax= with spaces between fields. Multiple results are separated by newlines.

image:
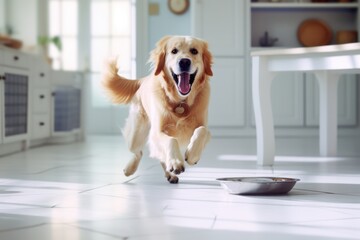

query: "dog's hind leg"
xmin=122 ymin=105 xmax=150 ymax=176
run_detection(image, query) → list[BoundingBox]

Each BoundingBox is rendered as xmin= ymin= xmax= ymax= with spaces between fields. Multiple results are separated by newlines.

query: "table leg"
xmin=315 ymin=71 xmax=339 ymax=156
xmin=252 ymin=56 xmax=275 ymax=166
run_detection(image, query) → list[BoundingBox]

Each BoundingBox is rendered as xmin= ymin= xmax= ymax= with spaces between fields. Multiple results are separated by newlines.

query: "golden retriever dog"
xmin=102 ymin=36 xmax=213 ymax=183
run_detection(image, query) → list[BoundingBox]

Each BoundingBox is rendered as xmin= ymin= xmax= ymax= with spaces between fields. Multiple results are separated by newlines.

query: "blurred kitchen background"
xmin=0 ymin=0 xmax=359 ymax=153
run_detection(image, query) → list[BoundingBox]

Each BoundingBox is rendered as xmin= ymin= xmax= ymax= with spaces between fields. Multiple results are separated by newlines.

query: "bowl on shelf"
xmin=336 ymin=30 xmax=358 ymax=44
xmin=297 ymin=19 xmax=333 ymax=47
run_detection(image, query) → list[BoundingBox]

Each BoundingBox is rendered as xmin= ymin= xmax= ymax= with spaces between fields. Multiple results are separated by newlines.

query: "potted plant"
xmin=38 ymin=35 xmax=62 ymax=64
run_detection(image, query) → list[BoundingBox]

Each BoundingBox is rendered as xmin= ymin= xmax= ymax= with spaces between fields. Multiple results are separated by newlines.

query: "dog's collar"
xmin=173 ymin=101 xmax=190 ymax=118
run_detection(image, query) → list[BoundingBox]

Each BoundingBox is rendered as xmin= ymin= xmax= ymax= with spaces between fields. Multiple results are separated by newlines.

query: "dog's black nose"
xmin=179 ymin=58 xmax=191 ymax=72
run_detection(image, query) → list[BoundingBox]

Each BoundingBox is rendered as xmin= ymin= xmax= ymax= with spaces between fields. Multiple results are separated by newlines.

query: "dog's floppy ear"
xmin=150 ymin=36 xmax=170 ymax=76
xmin=154 ymin=52 xmax=165 ymax=76
xmin=202 ymin=42 xmax=213 ymax=76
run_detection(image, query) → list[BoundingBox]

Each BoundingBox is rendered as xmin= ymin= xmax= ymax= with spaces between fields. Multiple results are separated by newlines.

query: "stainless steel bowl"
xmin=217 ymin=177 xmax=300 ymax=195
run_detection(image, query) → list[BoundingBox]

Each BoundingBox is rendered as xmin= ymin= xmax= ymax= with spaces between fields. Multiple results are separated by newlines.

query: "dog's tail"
xmin=102 ymin=59 xmax=141 ymax=104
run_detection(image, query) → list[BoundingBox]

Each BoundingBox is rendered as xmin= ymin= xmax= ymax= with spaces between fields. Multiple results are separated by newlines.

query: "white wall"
xmin=5 ymin=0 xmax=38 ymax=46
xmin=147 ymin=0 xmax=191 ymax=53
xmin=0 ymin=0 xmax=4 ymax=33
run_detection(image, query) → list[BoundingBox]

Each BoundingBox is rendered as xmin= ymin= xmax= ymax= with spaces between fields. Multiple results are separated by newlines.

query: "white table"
xmin=251 ymin=43 xmax=360 ymax=166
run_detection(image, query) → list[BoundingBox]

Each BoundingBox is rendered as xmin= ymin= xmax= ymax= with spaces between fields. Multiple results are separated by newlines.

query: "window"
xmin=48 ymin=0 xmax=78 ymax=70
xmin=91 ymin=0 xmax=134 ymax=76
xmin=90 ymin=0 xmax=135 ymax=107
xmin=48 ymin=0 xmax=135 ymax=107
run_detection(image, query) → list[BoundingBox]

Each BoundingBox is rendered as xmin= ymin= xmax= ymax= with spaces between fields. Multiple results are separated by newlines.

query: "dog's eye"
xmin=171 ymin=48 xmax=178 ymax=54
xmin=190 ymin=48 xmax=198 ymax=55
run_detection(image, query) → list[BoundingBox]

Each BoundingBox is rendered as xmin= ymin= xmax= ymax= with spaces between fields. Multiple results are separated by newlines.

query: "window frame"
xmin=40 ymin=0 xmax=148 ymax=78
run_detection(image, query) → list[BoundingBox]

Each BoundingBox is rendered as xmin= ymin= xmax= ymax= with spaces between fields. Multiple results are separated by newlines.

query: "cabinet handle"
xmin=0 ymin=75 xmax=6 ymax=81
xmin=40 ymin=73 xmax=45 ymax=77
xmin=13 ymin=56 xmax=19 ymax=61
xmin=52 ymin=92 xmax=56 ymax=97
xmin=39 ymin=122 xmax=45 ymax=126
xmin=39 ymin=94 xmax=45 ymax=99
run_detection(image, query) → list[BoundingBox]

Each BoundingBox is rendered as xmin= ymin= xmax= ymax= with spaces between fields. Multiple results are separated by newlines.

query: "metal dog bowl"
xmin=217 ymin=177 xmax=300 ymax=195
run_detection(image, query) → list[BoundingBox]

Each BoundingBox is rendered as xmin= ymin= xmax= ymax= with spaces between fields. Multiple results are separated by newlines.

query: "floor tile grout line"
xmin=211 ymin=215 xmax=217 ymax=229
xmin=78 ymin=183 xmax=113 ymax=194
xmin=286 ymin=216 xmax=360 ymax=226
xmin=31 ymin=165 xmax=70 ymax=175
xmin=66 ymin=223 xmax=128 ymax=240
xmin=0 ymin=201 xmax=56 ymax=209
xmin=294 ymin=188 xmax=360 ymax=196
xmin=122 ymin=175 xmax=141 ymax=184
xmin=0 ymin=223 xmax=47 ymax=233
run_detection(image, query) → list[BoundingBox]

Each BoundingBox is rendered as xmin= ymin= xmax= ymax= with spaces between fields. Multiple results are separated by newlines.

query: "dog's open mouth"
xmin=171 ymin=69 xmax=197 ymax=96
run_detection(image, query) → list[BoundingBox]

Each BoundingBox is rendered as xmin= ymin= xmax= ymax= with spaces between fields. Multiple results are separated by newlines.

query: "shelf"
xmin=251 ymin=2 xmax=358 ymax=9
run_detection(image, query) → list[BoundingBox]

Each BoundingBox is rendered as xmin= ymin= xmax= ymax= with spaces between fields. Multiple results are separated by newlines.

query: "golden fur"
xmin=102 ymin=36 xmax=213 ymax=183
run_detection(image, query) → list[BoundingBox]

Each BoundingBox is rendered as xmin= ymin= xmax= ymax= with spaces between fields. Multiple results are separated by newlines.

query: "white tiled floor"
xmin=0 ymin=135 xmax=360 ymax=240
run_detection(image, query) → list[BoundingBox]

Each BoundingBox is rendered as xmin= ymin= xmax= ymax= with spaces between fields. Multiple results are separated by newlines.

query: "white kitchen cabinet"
xmin=31 ymin=58 xmax=51 ymax=140
xmin=192 ymin=0 xmax=246 ymax=56
xmin=270 ymin=72 xmax=356 ymax=128
xmin=208 ymin=58 xmax=245 ymax=127
xmin=0 ymin=46 xmax=84 ymax=155
xmin=192 ymin=0 xmax=247 ymax=131
xmin=272 ymin=73 xmax=305 ymax=127
xmin=51 ymin=70 xmax=84 ymax=142
xmin=192 ymin=0 xmax=359 ymax=134
xmin=0 ymin=48 xmax=31 ymax=144
xmin=305 ymin=73 xmax=357 ymax=126
xmin=32 ymin=114 xmax=51 ymax=139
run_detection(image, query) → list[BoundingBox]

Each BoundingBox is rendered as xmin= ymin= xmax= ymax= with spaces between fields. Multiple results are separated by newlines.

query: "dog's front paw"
xmin=166 ymin=173 xmax=179 ymax=184
xmin=123 ymin=151 xmax=142 ymax=176
xmin=166 ymin=158 xmax=185 ymax=175
xmin=185 ymin=146 xmax=201 ymax=166
xmin=185 ymin=126 xmax=210 ymax=165
xmin=164 ymin=138 xmax=185 ymax=175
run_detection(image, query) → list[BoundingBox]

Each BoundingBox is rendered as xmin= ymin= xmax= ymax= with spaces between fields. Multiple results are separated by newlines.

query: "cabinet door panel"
xmin=305 ymin=73 xmax=357 ymax=126
xmin=208 ymin=58 xmax=245 ymax=127
xmin=0 ymin=66 xmax=30 ymax=143
xmin=192 ymin=0 xmax=245 ymax=56
xmin=271 ymin=73 xmax=304 ymax=126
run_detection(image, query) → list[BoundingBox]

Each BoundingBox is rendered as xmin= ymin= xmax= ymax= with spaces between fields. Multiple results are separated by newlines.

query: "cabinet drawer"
xmin=32 ymin=114 xmax=51 ymax=139
xmin=34 ymin=60 xmax=51 ymax=86
xmin=3 ymin=51 xmax=30 ymax=69
xmin=33 ymin=88 xmax=51 ymax=113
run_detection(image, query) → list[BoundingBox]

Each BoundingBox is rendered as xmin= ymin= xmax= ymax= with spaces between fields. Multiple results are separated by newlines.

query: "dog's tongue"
xmin=178 ymin=73 xmax=191 ymax=95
